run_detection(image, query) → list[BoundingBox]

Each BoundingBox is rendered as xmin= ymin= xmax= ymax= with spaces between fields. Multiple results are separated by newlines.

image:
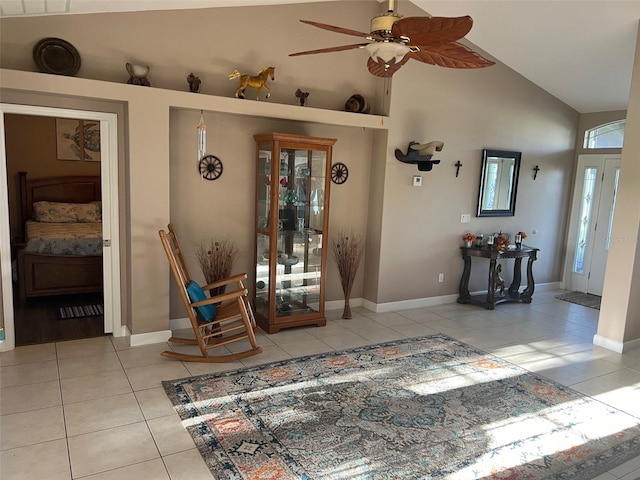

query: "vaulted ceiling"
xmin=1 ymin=0 xmax=638 ymax=113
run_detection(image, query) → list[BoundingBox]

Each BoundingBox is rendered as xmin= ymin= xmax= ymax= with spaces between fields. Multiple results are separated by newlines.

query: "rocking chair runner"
xmin=158 ymin=224 xmax=262 ymax=362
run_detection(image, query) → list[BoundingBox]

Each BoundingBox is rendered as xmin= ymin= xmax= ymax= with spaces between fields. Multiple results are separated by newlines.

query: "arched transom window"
xmin=583 ymin=120 xmax=625 ymax=149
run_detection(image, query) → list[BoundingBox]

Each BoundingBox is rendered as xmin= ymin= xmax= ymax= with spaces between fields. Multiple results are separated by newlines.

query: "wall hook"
xmin=533 ymin=165 xmax=540 ymax=180
xmin=454 ymin=160 xmax=462 ymax=177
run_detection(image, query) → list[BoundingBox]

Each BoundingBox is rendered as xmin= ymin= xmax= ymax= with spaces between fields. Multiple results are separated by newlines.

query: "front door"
xmin=564 ymin=154 xmax=620 ymax=295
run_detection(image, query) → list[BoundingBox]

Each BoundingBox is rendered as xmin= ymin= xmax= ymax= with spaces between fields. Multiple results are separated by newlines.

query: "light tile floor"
xmin=2 ymin=287 xmax=640 ymax=479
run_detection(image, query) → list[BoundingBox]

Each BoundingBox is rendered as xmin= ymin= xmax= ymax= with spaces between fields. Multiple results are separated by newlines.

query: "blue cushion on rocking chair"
xmin=186 ymin=280 xmax=217 ymax=323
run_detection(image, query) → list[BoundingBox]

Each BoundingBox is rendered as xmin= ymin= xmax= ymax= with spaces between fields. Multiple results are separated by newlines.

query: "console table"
xmin=457 ymin=245 xmax=539 ymax=309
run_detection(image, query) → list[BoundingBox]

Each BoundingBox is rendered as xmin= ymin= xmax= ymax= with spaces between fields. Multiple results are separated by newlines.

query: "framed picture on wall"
xmin=56 ymin=118 xmax=101 ymax=162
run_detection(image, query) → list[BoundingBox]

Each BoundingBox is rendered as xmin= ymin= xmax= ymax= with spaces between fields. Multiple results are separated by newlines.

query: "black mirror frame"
xmin=477 ymin=149 xmax=521 ymax=217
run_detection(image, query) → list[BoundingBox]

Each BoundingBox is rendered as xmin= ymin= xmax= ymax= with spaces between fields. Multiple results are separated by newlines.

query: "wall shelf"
xmin=0 ymin=69 xmax=389 ymax=130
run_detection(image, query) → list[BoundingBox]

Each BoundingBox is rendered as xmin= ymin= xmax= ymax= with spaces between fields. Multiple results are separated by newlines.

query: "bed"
xmin=16 ymin=172 xmax=103 ymax=305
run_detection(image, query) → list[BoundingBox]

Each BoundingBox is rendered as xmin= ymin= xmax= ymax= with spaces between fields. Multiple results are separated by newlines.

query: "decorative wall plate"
xmin=331 ymin=162 xmax=349 ymax=184
xmin=199 ymin=155 xmax=223 ymax=180
xmin=33 ymin=37 xmax=81 ymax=76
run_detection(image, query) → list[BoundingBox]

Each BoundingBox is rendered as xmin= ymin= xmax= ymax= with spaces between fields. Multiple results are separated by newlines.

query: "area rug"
xmin=56 ymin=304 xmax=103 ymax=320
xmin=163 ymin=334 xmax=640 ymax=479
xmin=555 ymin=291 xmax=601 ymax=310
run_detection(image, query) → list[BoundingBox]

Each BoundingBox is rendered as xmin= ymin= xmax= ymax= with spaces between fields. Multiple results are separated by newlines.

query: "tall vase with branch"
xmin=194 ymin=237 xmax=239 ymax=298
xmin=331 ymin=230 xmax=364 ymax=319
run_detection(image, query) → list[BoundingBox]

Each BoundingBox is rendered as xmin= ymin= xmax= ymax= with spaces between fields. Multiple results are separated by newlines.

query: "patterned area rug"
xmin=56 ymin=304 xmax=103 ymax=320
xmin=163 ymin=334 xmax=640 ymax=479
xmin=555 ymin=291 xmax=601 ymax=310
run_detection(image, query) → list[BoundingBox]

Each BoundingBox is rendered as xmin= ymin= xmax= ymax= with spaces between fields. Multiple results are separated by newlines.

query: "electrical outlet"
xmin=438 ymin=273 xmax=444 ymax=283
xmin=460 ymin=214 xmax=471 ymax=223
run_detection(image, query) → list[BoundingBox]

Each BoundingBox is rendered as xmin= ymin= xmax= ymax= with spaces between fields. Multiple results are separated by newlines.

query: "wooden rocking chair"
xmin=158 ymin=224 xmax=262 ymax=362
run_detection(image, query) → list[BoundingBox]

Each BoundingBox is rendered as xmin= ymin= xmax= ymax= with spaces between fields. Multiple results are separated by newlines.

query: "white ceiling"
xmin=2 ymin=0 xmax=639 ymax=113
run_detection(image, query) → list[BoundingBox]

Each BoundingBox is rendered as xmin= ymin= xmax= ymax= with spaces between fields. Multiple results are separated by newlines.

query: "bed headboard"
xmin=18 ymin=171 xmax=102 ymax=242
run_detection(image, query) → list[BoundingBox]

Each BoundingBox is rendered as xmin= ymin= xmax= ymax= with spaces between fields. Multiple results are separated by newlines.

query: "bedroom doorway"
xmin=0 ymin=104 xmax=121 ymax=351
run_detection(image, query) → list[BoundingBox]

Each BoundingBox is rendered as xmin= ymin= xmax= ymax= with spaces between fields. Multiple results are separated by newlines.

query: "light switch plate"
xmin=461 ymin=214 xmax=471 ymax=223
xmin=412 ymin=176 xmax=422 ymax=186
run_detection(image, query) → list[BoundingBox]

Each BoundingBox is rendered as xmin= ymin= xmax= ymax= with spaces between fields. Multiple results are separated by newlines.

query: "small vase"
xmin=465 ymin=241 xmax=473 ymax=248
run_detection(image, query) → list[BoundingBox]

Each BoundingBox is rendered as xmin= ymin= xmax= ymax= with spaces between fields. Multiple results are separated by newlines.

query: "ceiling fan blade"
xmin=408 ymin=43 xmax=495 ymax=68
xmin=300 ymin=20 xmax=384 ymax=41
xmin=392 ymin=16 xmax=473 ymax=46
xmin=289 ymin=43 xmax=368 ymax=57
xmin=367 ymin=55 xmax=411 ymax=77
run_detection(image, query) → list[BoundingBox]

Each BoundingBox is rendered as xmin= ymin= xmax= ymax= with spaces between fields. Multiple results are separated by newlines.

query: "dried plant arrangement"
xmin=195 ymin=237 xmax=239 ymax=298
xmin=330 ymin=230 xmax=364 ymax=319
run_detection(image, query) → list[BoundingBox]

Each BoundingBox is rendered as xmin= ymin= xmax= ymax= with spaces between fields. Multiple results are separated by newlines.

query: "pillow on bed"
xmin=33 ymin=201 xmax=102 ymax=223
xmin=76 ymin=202 xmax=102 ymax=222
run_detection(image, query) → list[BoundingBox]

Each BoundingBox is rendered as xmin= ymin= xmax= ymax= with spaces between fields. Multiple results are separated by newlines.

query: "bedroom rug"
xmin=555 ymin=291 xmax=601 ymax=310
xmin=56 ymin=303 xmax=103 ymax=320
xmin=163 ymin=334 xmax=640 ymax=480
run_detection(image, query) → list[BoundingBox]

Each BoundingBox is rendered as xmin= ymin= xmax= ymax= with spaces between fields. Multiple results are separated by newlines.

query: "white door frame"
xmin=562 ymin=154 xmax=621 ymax=294
xmin=0 ymin=104 xmax=122 ymax=351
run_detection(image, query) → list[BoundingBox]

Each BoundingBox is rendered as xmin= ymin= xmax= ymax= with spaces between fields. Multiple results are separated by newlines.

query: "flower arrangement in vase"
xmin=496 ymin=233 xmax=510 ymax=250
xmin=462 ymin=232 xmax=476 ymax=248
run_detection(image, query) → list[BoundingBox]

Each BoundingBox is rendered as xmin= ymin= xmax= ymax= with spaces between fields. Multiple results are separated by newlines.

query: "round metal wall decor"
xmin=199 ymin=155 xmax=223 ymax=180
xmin=331 ymin=162 xmax=349 ymax=184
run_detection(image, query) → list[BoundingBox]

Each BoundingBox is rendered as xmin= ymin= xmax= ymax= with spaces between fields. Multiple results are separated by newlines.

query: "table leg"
xmin=486 ymin=258 xmax=496 ymax=309
xmin=508 ymin=257 xmax=523 ymax=297
xmin=457 ymin=255 xmax=472 ymax=303
xmin=521 ymin=255 xmax=537 ymax=302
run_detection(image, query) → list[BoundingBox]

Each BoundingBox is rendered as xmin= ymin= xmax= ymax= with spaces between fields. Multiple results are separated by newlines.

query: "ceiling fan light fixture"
xmin=365 ymin=42 xmax=410 ymax=66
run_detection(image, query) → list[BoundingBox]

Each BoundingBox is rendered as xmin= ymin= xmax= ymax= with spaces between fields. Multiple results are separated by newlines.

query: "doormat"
xmin=163 ymin=334 xmax=640 ymax=479
xmin=555 ymin=291 xmax=601 ymax=310
xmin=56 ymin=304 xmax=103 ymax=320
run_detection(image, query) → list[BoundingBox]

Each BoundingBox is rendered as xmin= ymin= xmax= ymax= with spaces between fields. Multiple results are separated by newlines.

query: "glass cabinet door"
xmin=253 ymin=133 xmax=335 ymax=333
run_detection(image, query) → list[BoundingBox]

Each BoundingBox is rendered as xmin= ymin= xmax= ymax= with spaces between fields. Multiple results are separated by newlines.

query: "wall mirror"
xmin=477 ymin=149 xmax=521 ymax=217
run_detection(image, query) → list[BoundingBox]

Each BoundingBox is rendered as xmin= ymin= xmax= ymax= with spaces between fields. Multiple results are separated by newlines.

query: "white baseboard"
xmin=593 ymin=334 xmax=640 ymax=353
xmin=130 ymin=329 xmax=172 ymax=347
xmin=325 ymin=298 xmax=363 ymax=312
xmin=362 ymin=294 xmax=459 ymax=313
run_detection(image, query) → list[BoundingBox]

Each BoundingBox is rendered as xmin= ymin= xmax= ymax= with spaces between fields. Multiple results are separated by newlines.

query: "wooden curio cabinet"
xmin=253 ymin=133 xmax=336 ymax=333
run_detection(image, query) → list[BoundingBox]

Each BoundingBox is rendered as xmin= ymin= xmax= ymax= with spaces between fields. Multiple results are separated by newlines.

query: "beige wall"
xmin=168 ymin=109 xmax=373 ymax=319
xmin=379 ymin=59 xmax=578 ymax=301
xmin=0 ymin=1 xmax=599 ymax=341
xmin=598 ymin=24 xmax=640 ymax=345
xmin=0 ymin=2 xmax=381 ymax=113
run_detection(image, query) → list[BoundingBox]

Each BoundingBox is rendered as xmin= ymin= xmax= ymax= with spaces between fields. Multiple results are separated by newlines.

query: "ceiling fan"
xmin=289 ymin=0 xmax=494 ymax=77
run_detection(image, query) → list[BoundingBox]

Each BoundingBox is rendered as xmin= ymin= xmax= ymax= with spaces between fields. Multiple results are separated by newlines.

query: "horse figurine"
xmin=228 ymin=66 xmax=275 ymax=100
